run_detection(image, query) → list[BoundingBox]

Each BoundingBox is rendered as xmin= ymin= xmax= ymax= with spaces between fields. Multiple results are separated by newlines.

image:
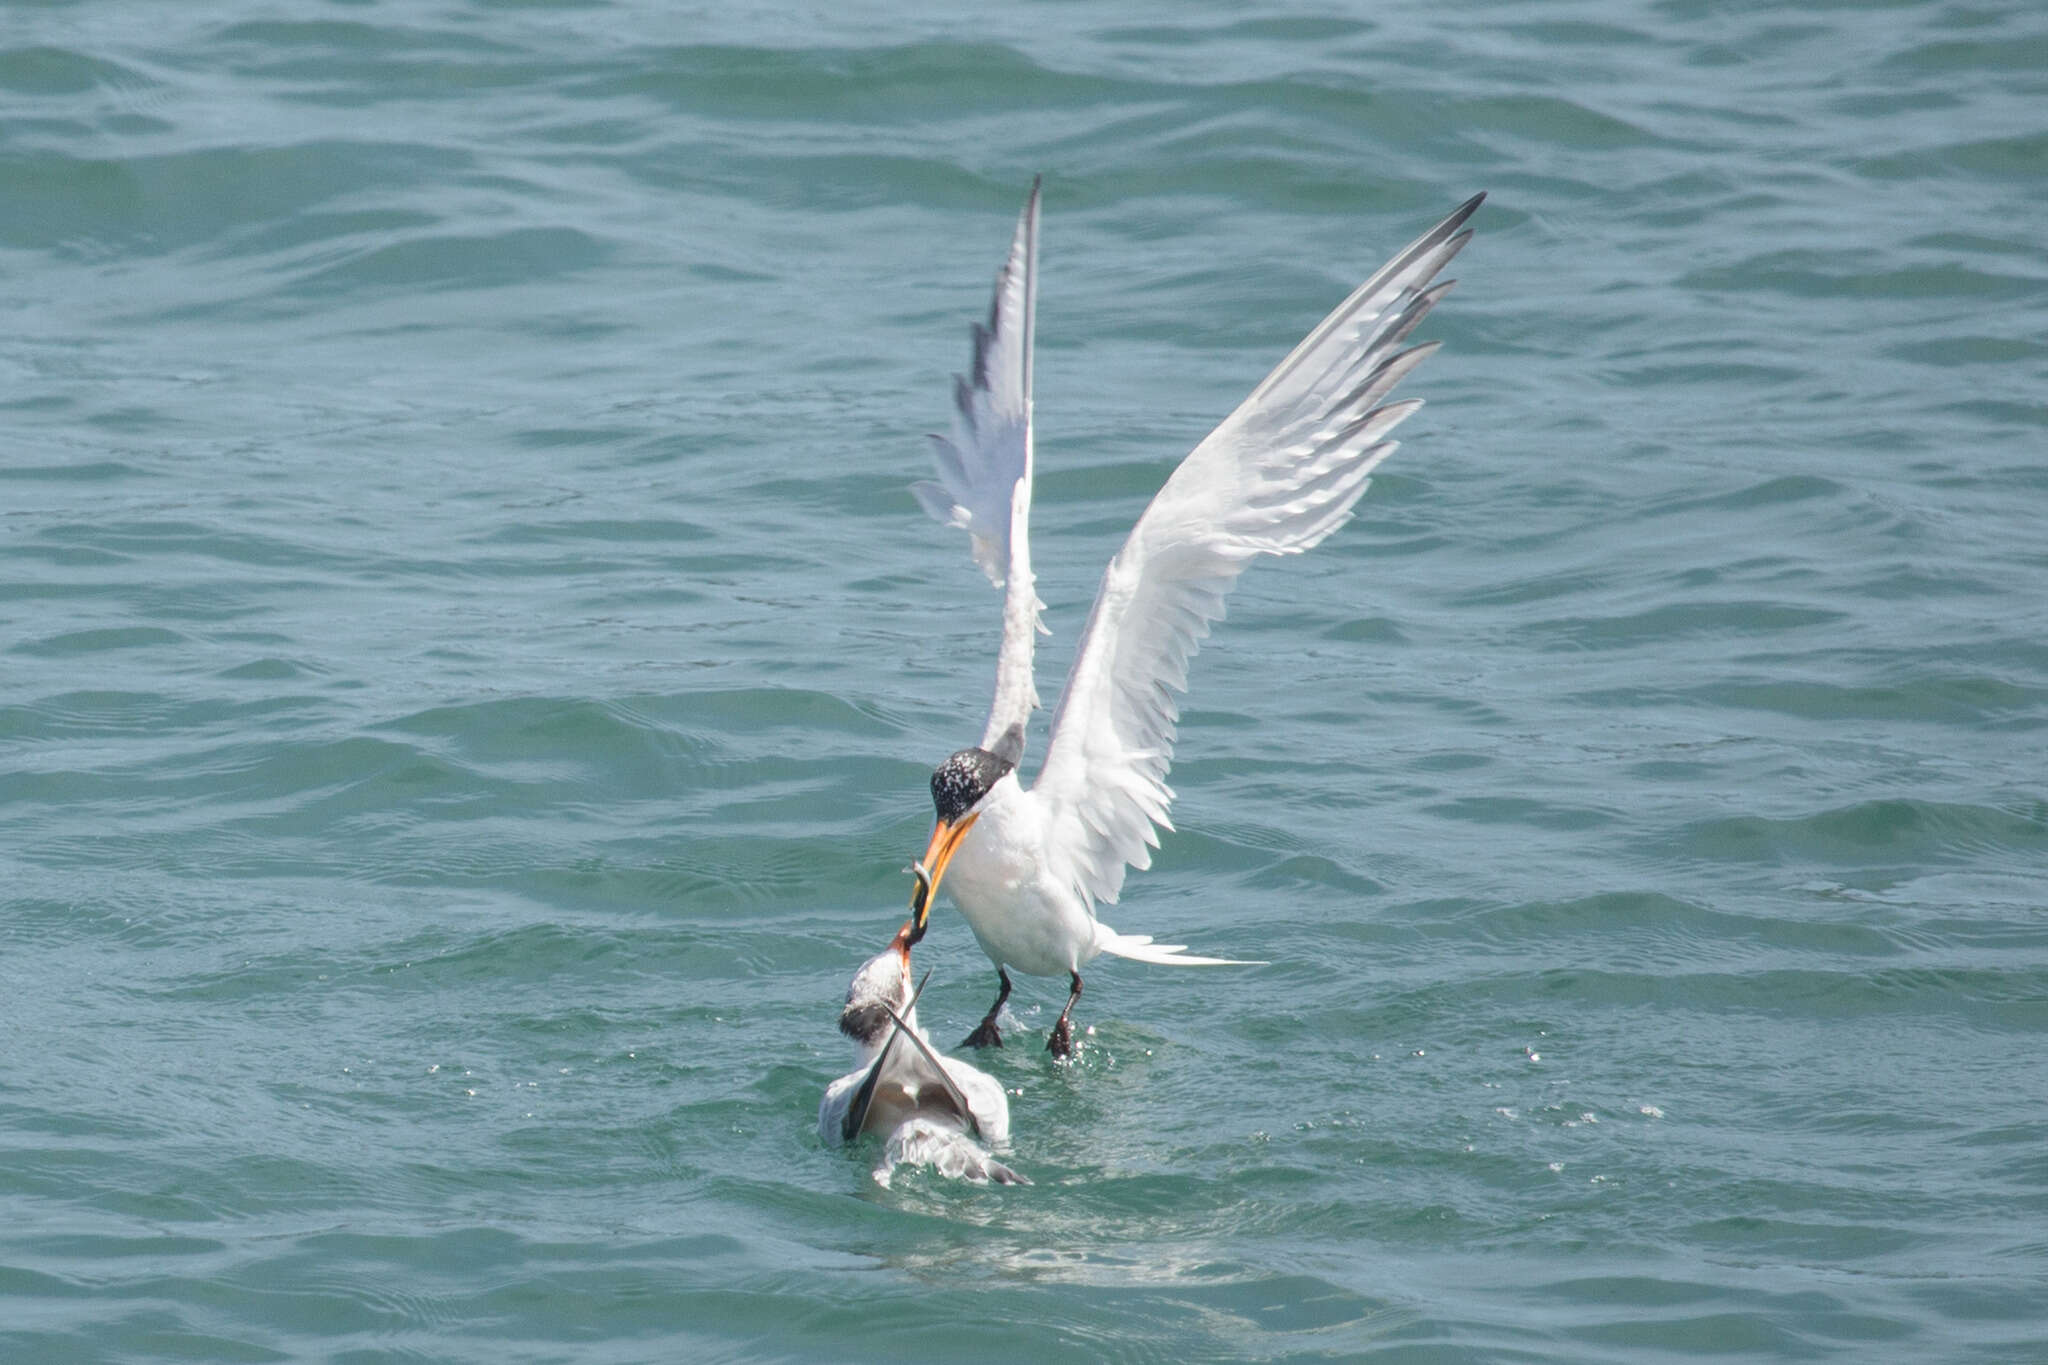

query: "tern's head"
xmin=839 ymin=920 xmax=916 ymax=1056
xmin=907 ymin=746 xmax=1015 ymax=931
xmin=931 ymin=746 xmax=1013 ymax=825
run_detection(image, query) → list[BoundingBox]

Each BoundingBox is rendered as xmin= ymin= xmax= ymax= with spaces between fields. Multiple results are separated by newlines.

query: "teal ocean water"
xmin=6 ymin=1 xmax=2047 ymax=1360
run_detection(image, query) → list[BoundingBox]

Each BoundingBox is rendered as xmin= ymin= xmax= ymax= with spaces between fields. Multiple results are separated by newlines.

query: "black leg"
xmin=1046 ymin=971 xmax=1083 ymax=1059
xmin=961 ymin=967 xmax=1011 ymax=1049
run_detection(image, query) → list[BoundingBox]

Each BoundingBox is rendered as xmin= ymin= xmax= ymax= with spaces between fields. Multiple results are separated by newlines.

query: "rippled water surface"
xmin=5 ymin=1 xmax=2047 ymax=1360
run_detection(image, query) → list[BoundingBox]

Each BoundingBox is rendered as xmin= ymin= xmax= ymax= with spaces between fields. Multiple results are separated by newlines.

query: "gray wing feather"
xmin=1033 ymin=195 xmax=1484 ymax=910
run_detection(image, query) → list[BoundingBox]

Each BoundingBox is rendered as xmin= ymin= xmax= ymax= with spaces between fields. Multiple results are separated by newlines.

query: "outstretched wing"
xmin=1032 ymin=194 xmax=1484 ymax=910
xmin=911 ymin=178 xmax=1046 ymax=764
xmin=878 ymin=1001 xmax=980 ymax=1138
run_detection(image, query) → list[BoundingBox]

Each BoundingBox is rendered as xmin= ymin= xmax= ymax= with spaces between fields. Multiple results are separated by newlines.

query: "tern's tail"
xmin=1093 ymin=927 xmax=1265 ymax=967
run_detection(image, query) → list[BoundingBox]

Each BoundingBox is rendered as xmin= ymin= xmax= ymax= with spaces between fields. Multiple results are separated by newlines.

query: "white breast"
xmin=941 ymin=777 xmax=1101 ymax=979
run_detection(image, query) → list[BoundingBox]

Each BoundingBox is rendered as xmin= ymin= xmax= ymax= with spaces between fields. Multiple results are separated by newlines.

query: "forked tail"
xmin=1093 ymin=927 xmax=1265 ymax=967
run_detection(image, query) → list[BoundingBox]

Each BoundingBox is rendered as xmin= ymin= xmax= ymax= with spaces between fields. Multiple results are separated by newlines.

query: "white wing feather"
xmin=911 ymin=179 xmax=1046 ymax=761
xmin=1032 ymin=194 xmax=1484 ymax=910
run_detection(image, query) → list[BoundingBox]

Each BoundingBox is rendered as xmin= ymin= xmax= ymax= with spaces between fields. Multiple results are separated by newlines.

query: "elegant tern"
xmin=905 ymin=180 xmax=1484 ymax=1057
xmin=817 ymin=922 xmax=1024 ymax=1186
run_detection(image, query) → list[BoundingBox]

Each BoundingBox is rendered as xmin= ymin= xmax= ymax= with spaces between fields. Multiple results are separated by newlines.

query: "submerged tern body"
xmin=907 ymin=181 xmax=1485 ymax=1056
xmin=817 ymin=925 xmax=1023 ymax=1187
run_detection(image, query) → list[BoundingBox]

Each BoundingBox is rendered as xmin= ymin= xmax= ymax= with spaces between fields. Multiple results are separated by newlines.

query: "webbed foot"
xmin=1046 ymin=970 xmax=1083 ymax=1060
xmin=1046 ymin=1016 xmax=1074 ymax=1059
xmin=962 ymin=967 xmax=1012 ymax=1049
xmin=962 ymin=1017 xmax=1004 ymax=1050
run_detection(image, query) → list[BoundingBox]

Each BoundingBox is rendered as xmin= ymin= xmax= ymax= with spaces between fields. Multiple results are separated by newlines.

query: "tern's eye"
xmin=929 ymin=760 xmax=968 ymax=817
xmin=931 ymin=746 xmax=1012 ymax=823
xmin=839 ymin=1002 xmax=890 ymax=1044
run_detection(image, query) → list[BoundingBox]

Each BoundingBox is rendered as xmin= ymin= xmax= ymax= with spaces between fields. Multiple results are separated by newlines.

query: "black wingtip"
xmin=1433 ymin=193 xmax=1486 ymax=242
xmin=842 ymin=1038 xmax=893 ymax=1143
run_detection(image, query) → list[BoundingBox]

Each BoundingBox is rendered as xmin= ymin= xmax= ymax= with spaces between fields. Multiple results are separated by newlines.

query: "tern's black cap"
xmin=931 ymin=746 xmax=1013 ymax=824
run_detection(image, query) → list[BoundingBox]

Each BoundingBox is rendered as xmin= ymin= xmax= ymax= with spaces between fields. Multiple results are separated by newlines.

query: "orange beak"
xmin=908 ymin=812 xmax=980 ymax=933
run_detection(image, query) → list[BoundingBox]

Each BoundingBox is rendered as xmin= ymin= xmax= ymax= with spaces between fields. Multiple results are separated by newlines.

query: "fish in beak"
xmin=908 ymin=812 xmax=980 ymax=932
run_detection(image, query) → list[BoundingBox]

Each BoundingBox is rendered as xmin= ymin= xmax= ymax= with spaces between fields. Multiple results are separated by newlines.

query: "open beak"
xmin=908 ymin=813 xmax=979 ymax=932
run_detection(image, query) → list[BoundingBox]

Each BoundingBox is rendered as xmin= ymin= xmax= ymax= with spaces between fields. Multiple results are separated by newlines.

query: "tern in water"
xmin=905 ymin=180 xmax=1484 ymax=1057
xmin=817 ymin=921 xmax=1024 ymax=1186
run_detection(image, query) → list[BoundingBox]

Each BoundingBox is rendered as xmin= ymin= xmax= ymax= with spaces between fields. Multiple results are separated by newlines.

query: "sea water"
xmin=4 ymin=1 xmax=2045 ymax=1359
